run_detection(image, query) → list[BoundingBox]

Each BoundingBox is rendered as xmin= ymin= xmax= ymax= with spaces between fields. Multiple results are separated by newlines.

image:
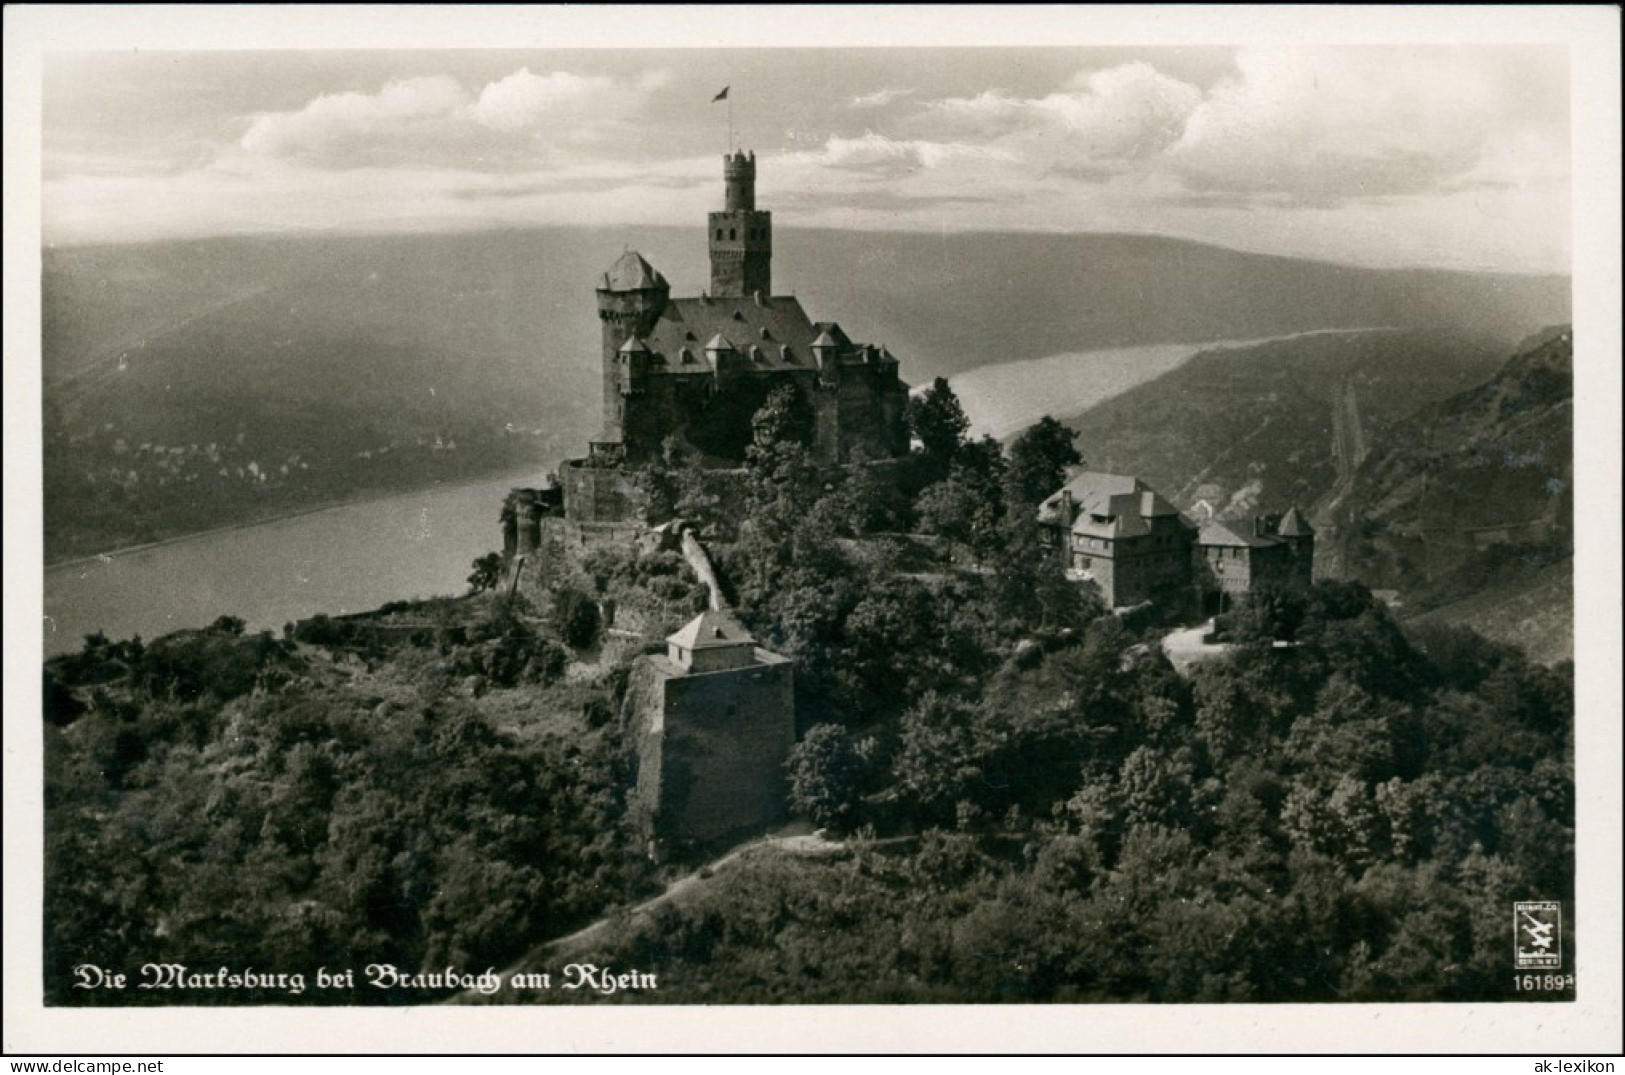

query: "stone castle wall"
xmin=559 ymin=462 xmax=646 ymax=524
xmin=609 ymin=362 xmax=907 ymax=468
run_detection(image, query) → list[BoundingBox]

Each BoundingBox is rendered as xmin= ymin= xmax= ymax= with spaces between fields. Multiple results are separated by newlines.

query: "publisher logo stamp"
xmin=1514 ymin=901 xmax=1561 ymax=969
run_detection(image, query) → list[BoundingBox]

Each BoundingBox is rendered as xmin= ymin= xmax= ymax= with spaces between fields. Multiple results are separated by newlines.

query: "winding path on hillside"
xmin=1160 ymin=620 xmax=1231 ymax=675
xmin=446 ymin=830 xmax=849 ymax=1004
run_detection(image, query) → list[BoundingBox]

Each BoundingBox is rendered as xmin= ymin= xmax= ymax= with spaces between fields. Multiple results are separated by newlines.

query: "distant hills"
xmin=41 ymin=227 xmax=1568 ymax=561
xmin=1060 ymin=328 xmax=1515 ymax=518
xmin=783 ymin=230 xmax=1568 ymax=381
xmin=1317 ymin=327 xmax=1573 ymax=660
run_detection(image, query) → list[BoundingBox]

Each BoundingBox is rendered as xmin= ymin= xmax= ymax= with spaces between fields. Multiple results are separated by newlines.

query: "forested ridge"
xmin=44 ymin=380 xmax=1573 ymax=1005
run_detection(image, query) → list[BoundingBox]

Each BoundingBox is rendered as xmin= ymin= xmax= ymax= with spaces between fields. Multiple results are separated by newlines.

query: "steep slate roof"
xmin=1276 ymin=506 xmax=1315 ymax=536
xmin=1038 ymin=472 xmax=1141 ymax=526
xmin=1038 ymin=471 xmax=1191 ymax=538
xmin=644 ymin=296 xmax=832 ymax=374
xmin=601 ymin=250 xmax=667 ymax=291
xmin=1197 ymin=520 xmax=1279 ymax=549
xmin=1071 ymin=492 xmax=1152 ymax=539
xmin=667 ymin=610 xmax=756 ymax=650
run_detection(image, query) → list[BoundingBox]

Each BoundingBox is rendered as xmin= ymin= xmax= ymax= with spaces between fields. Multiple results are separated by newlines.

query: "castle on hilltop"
xmin=501 ymin=150 xmax=920 ymax=853
xmin=560 ymin=150 xmax=911 ymax=523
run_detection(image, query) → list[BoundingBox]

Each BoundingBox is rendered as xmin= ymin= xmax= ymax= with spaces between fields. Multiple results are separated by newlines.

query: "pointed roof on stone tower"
xmin=1277 ymin=507 xmax=1315 ymax=537
xmin=667 ymin=610 xmax=755 ymax=650
xmin=602 ymin=250 xmax=667 ymax=291
xmin=705 ymin=332 xmax=737 ymax=352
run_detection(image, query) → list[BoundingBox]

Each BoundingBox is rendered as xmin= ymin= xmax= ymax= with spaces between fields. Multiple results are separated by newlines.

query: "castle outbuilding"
xmin=563 ymin=150 xmax=910 ymax=523
xmin=1039 ymin=471 xmax=1315 ymax=612
xmin=1038 ymin=471 xmax=1198 ymax=608
xmin=624 ymin=609 xmax=796 ymax=853
xmin=1194 ymin=508 xmax=1316 ymax=613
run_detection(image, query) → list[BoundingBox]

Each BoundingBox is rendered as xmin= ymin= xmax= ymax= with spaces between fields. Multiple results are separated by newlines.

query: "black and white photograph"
xmin=5 ymin=4 xmax=1620 ymax=1056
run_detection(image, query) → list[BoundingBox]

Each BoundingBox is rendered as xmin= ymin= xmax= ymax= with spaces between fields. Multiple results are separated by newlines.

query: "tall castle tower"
xmin=708 ymin=151 xmax=771 ymax=298
xmin=594 ymin=251 xmax=669 ymax=450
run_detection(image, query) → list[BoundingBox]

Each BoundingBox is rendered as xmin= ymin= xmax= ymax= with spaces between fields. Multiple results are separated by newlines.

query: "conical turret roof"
xmin=705 ymin=332 xmax=736 ymax=352
xmin=601 ymin=250 xmax=667 ymax=292
xmin=1277 ymin=506 xmax=1315 ymax=537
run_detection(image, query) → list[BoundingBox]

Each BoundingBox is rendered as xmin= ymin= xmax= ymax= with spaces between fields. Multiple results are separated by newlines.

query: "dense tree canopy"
xmin=907 ymin=377 xmax=971 ymax=484
xmin=1003 ymin=415 xmax=1082 ymax=509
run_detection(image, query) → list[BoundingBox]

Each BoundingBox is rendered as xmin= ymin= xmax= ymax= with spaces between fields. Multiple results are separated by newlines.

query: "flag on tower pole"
xmin=714 ymin=86 xmax=733 ymax=151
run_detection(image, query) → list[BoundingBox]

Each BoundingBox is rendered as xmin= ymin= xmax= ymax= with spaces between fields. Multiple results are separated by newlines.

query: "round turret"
xmin=596 ymin=252 xmax=671 ymax=447
xmin=724 ymin=151 xmax=756 ymax=211
xmin=596 ymin=250 xmax=669 ymax=341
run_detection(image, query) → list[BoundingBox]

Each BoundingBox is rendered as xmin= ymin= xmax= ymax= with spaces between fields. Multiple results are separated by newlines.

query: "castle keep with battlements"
xmin=562 ymin=151 xmax=911 ymax=521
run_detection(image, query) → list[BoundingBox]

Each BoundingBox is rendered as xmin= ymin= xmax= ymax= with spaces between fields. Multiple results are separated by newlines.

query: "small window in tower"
xmin=729 ymin=228 xmax=736 ymax=241
xmin=716 ymin=229 xmax=723 ymax=241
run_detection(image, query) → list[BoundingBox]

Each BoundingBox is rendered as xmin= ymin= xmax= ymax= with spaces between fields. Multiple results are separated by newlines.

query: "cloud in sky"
xmin=238 ymin=67 xmax=669 ymax=170
xmin=906 ymin=49 xmax=1565 ymax=210
xmin=1163 ymin=48 xmax=1520 ymax=204
xmin=849 ymin=87 xmax=914 ymax=110
xmin=785 ymin=131 xmax=1013 ymax=179
xmin=925 ymin=62 xmax=1202 ymax=164
xmin=41 ymin=48 xmax=1570 ymax=273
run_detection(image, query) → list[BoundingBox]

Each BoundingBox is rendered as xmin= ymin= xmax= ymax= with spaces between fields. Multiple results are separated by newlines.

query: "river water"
xmin=949 ymin=330 xmax=1392 ymax=440
xmin=41 ymin=471 xmax=542 ymax=657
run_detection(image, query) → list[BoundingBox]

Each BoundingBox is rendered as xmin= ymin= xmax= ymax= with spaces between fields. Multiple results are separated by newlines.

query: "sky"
xmin=37 ymin=39 xmax=1572 ymax=273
